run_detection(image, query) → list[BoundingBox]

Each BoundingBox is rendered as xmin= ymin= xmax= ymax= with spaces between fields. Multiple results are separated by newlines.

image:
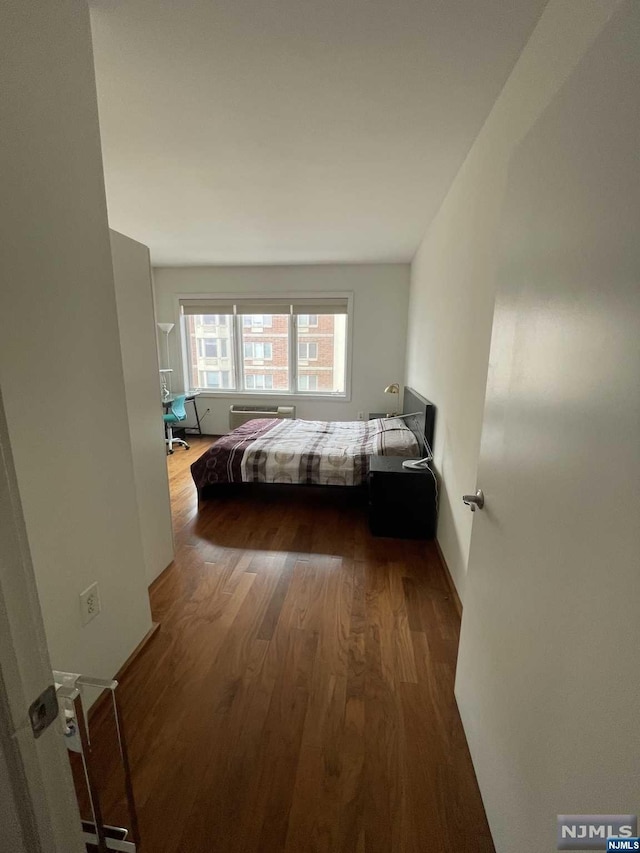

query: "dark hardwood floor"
xmin=86 ymin=436 xmax=494 ymax=852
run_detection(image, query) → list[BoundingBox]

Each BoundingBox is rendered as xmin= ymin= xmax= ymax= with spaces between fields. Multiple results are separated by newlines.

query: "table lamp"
xmin=384 ymin=383 xmax=400 ymax=416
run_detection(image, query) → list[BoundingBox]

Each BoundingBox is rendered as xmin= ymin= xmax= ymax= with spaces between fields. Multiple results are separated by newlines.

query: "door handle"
xmin=462 ymin=489 xmax=484 ymax=512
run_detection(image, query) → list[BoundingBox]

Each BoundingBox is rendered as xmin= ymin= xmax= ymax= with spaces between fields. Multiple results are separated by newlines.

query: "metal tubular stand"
xmin=55 ymin=673 xmax=140 ymax=852
xmin=112 ymin=690 xmax=140 ymax=845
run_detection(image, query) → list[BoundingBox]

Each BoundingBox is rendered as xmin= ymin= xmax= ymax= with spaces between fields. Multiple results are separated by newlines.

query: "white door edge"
xmin=0 ymin=386 xmax=84 ymax=853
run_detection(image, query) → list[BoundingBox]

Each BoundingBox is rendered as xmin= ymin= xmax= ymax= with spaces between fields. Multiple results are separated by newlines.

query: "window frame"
xmin=176 ymin=291 xmax=353 ymax=401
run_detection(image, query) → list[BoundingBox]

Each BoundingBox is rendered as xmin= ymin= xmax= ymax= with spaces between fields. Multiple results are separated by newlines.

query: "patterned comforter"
xmin=190 ymin=417 xmax=419 ymax=491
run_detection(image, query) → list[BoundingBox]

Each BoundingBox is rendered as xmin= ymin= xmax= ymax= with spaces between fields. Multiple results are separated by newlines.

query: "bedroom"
xmin=1 ymin=2 xmax=638 ymax=853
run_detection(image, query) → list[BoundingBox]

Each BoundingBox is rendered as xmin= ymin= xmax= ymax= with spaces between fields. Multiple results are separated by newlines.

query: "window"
xmin=201 ymin=370 xmax=232 ymax=389
xmin=180 ymin=296 xmax=349 ymax=396
xmin=184 ymin=313 xmax=237 ymax=390
xmin=295 ymin=313 xmax=347 ymax=394
xmin=242 ymin=314 xmax=272 ymax=328
xmin=245 ymin=374 xmax=274 ymax=390
xmin=240 ymin=314 xmax=288 ymax=390
xmin=243 ymin=342 xmax=273 ymax=360
xmin=198 ymin=338 xmax=228 ymax=358
xmin=297 ymin=374 xmax=318 ymax=391
xmin=298 ymin=314 xmax=318 ymax=326
xmin=298 ymin=341 xmax=318 ymax=361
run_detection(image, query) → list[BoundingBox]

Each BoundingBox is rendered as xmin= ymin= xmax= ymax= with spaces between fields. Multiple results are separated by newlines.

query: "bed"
xmin=190 ymin=386 xmax=434 ymax=498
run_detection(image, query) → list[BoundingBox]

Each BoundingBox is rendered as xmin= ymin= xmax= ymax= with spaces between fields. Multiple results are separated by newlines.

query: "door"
xmin=455 ymin=4 xmax=640 ymax=852
xmin=0 ymin=387 xmax=84 ymax=852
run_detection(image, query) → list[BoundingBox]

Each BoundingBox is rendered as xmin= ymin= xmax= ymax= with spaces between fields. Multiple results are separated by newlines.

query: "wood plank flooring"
xmin=86 ymin=437 xmax=494 ymax=852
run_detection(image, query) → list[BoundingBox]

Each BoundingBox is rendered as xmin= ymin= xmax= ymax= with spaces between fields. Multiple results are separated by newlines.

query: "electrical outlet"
xmin=357 ymin=411 xmax=364 ymax=420
xmin=80 ymin=582 xmax=101 ymax=626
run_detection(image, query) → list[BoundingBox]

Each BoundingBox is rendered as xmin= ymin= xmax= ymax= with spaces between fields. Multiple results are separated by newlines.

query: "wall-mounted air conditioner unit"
xmin=229 ymin=405 xmax=296 ymax=430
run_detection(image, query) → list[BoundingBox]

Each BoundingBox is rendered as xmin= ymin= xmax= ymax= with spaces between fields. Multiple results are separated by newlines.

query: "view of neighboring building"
xmin=184 ymin=313 xmax=235 ymax=390
xmin=184 ymin=312 xmax=347 ymax=394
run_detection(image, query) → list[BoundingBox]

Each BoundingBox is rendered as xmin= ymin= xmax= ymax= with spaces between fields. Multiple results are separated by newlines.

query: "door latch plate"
xmin=28 ymin=685 xmax=59 ymax=738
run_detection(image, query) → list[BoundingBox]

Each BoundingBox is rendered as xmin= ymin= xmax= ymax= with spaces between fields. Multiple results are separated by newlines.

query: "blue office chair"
xmin=164 ymin=395 xmax=190 ymax=454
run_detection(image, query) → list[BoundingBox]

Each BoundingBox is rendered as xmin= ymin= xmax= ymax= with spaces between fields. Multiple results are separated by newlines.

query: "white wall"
xmin=0 ymin=0 xmax=152 ymax=682
xmin=153 ymin=264 xmax=410 ymax=434
xmin=405 ymin=0 xmax=623 ymax=601
xmin=111 ymin=231 xmax=174 ymax=585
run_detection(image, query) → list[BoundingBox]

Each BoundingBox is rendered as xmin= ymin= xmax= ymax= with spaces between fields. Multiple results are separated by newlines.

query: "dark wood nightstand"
xmin=368 ymin=455 xmax=437 ymax=539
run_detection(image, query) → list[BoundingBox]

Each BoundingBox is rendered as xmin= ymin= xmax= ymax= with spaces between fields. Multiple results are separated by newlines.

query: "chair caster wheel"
xmin=184 ymin=444 xmax=190 ymax=450
xmin=168 ymin=450 xmax=174 ymax=455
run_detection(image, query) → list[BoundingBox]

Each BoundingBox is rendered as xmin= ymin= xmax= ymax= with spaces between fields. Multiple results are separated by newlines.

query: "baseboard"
xmin=435 ymin=539 xmax=463 ymax=619
xmin=88 ymin=621 xmax=160 ymax=726
xmin=149 ymin=559 xmax=175 ymax=593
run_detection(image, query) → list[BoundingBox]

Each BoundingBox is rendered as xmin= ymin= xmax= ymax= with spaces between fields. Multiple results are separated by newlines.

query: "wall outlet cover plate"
xmin=80 ymin=581 xmax=101 ymax=626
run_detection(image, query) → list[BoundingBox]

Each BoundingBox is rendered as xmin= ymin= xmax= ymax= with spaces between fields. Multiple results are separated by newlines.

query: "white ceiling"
xmin=89 ymin=0 xmax=545 ymax=266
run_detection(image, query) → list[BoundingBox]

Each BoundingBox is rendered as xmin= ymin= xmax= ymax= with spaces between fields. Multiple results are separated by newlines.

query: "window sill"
xmin=191 ymin=390 xmax=350 ymax=403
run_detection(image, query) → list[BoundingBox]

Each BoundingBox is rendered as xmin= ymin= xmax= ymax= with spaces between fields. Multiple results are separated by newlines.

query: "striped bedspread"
xmin=190 ymin=417 xmax=419 ymax=491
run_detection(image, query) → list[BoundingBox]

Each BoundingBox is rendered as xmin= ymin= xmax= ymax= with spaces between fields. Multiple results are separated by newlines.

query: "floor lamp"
xmin=157 ymin=323 xmax=174 ymax=399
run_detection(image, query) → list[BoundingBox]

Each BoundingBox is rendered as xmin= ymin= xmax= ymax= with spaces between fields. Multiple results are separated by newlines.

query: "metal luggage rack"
xmin=54 ymin=671 xmax=140 ymax=853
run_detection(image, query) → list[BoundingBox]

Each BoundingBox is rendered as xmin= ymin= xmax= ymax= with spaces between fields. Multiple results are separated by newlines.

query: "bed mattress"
xmin=190 ymin=416 xmax=419 ymax=491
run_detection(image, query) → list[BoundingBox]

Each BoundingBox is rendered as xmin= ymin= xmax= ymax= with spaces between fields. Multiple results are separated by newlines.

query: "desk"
xmin=161 ymin=392 xmax=203 ymax=435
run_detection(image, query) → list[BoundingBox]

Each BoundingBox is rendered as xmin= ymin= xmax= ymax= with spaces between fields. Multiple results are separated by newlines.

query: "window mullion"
xmin=290 ymin=314 xmax=296 ymax=393
xmin=234 ymin=313 xmax=243 ymax=391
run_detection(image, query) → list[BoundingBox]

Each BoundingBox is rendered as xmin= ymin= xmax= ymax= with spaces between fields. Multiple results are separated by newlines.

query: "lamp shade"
xmin=157 ymin=323 xmax=175 ymax=378
xmin=384 ymin=383 xmax=400 ymax=394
